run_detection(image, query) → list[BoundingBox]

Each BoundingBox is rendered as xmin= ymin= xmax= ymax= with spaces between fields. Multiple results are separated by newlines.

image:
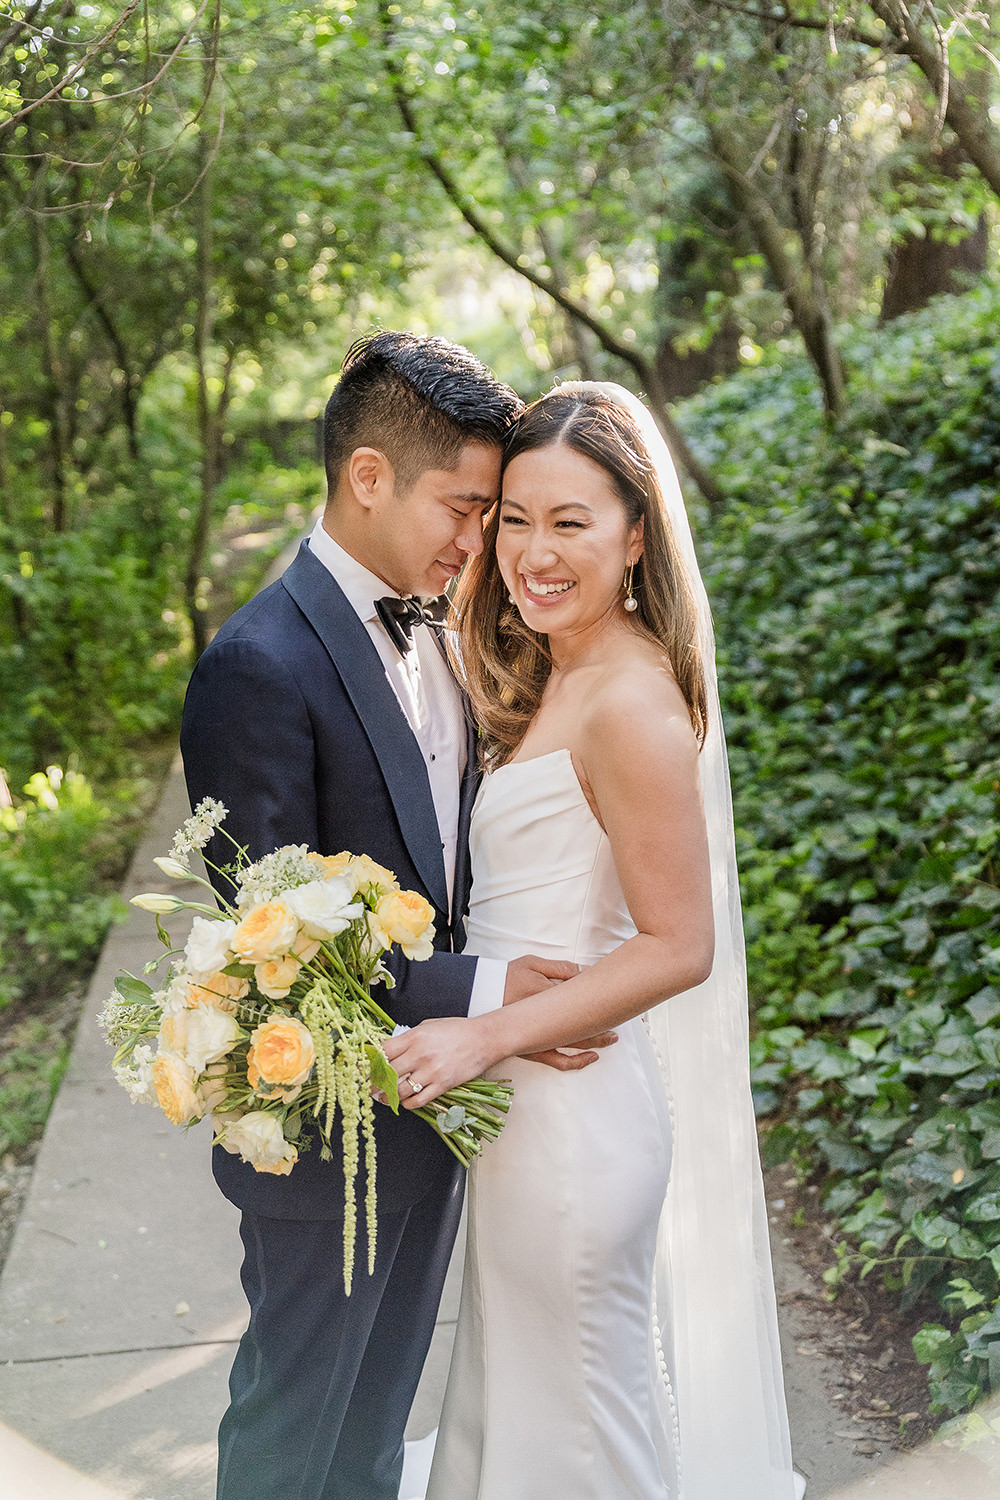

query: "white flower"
xmin=130 ymin=892 xmax=183 ymax=913
xmin=216 ymin=1111 xmax=297 ymax=1173
xmin=184 ymin=916 xmax=237 ymax=979
xmin=363 ymin=910 xmax=391 ymax=957
xmin=169 ymin=798 xmax=228 ymax=860
xmin=286 ymin=877 xmax=362 ymax=940
xmin=153 ymin=856 xmax=191 ymax=880
xmin=113 ymin=1044 xmax=156 ymax=1105
xmin=235 ymin=844 xmax=322 ymax=909
xmin=159 ymin=1005 xmax=243 ymax=1074
xmin=160 ymin=972 xmax=193 ymax=1015
xmin=197 ymin=1061 xmax=230 ymax=1115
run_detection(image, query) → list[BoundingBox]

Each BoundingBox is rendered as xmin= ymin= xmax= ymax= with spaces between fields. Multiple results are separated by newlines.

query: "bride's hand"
xmin=382 ymin=1017 xmax=497 ymax=1108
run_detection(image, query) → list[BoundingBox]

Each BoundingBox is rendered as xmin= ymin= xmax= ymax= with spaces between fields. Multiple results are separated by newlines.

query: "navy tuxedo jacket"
xmin=180 ymin=542 xmax=481 ymax=1219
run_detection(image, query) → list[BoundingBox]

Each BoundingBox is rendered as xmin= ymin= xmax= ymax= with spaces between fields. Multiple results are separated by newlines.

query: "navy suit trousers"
xmin=218 ymin=1167 xmax=464 ymax=1500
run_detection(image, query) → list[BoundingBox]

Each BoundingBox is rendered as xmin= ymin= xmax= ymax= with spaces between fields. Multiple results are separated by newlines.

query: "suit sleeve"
xmin=378 ymin=948 xmax=480 ymax=1027
xmin=180 ymin=636 xmax=319 ymax=895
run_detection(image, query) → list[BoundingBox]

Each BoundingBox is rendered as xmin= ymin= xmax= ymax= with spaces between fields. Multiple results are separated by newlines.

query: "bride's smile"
xmin=497 ymin=442 xmax=642 ymax=647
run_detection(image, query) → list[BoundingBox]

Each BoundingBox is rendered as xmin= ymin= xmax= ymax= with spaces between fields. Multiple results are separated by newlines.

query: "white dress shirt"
xmin=307 ymin=518 xmax=504 ymax=1016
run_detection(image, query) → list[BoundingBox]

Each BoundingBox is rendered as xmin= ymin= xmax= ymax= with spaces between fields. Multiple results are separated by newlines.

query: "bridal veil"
xmin=555 ymin=381 xmax=798 ymax=1500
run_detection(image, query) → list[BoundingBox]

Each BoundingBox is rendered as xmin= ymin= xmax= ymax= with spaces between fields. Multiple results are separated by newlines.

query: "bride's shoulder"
xmin=579 ymin=647 xmax=697 ymax=764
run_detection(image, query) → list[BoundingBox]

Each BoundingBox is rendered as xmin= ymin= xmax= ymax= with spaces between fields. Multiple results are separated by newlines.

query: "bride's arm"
xmin=383 ymin=675 xmax=714 ymax=1103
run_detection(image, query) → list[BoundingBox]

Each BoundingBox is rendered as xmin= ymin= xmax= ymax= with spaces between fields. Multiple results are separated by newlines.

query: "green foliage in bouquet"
xmin=684 ymin=279 xmax=1000 ymax=1414
xmin=101 ymin=802 xmax=512 ymax=1293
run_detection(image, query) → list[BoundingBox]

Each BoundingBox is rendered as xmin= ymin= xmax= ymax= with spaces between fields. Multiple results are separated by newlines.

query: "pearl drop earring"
xmin=623 ymin=562 xmax=638 ymax=612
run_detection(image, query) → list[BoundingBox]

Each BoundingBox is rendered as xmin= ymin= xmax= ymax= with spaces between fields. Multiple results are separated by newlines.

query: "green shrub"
xmin=684 ymin=279 xmax=1000 ymax=1413
xmin=0 ymin=1019 xmax=71 ymax=1155
xmin=0 ymin=767 xmax=127 ymax=1011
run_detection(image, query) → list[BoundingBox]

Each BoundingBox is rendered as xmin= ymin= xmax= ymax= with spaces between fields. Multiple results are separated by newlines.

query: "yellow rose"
xmin=248 ymin=1016 xmax=315 ymax=1089
xmin=307 ymin=851 xmax=353 ymax=879
xmin=152 ymin=1053 xmax=202 ymax=1125
xmin=232 ymin=900 xmax=299 ymax=963
xmin=187 ymin=971 xmax=249 ymax=1013
xmin=256 ymin=1153 xmax=297 ymax=1176
xmin=349 ymin=854 xmax=400 ymax=898
xmin=292 ymin=930 xmax=322 ymax=964
xmin=254 ymin=955 xmax=302 ymax=1000
xmin=370 ymin=889 xmax=435 ymax=961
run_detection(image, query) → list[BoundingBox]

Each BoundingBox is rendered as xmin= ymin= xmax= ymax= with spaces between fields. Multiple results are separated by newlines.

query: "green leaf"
xmin=438 ymin=1105 xmax=468 ymax=1135
xmin=365 ymin=1044 xmax=400 ymax=1114
xmin=114 ymin=973 xmax=154 ymax=1005
xmin=913 ymin=1324 xmax=954 ymax=1364
xmin=911 ymin=1211 xmax=959 ymax=1249
xmin=761 ymin=1123 xmax=798 ymax=1167
xmin=966 ymin=1193 xmax=1000 ymax=1223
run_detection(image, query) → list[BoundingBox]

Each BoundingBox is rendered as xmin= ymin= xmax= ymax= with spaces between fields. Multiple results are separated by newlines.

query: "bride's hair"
xmin=450 ymin=388 xmax=708 ymax=765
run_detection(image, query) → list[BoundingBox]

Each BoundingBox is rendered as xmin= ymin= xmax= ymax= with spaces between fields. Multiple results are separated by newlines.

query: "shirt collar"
xmin=307 ymin=516 xmax=398 ymax=625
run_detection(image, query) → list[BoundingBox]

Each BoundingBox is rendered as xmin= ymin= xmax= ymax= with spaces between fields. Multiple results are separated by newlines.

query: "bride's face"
xmin=497 ymin=442 xmax=643 ymax=640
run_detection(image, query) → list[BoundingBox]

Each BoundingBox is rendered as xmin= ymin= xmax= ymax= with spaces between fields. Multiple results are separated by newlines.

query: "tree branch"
xmin=377 ymin=14 xmax=723 ymax=506
xmin=865 ymin=0 xmax=1000 ymax=199
xmin=1 ymin=2 xmax=141 ymax=130
xmin=700 ymin=0 xmax=885 ymax=49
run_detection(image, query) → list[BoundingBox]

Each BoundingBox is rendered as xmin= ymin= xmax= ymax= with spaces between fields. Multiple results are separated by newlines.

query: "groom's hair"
xmin=323 ymin=330 xmax=522 ymax=494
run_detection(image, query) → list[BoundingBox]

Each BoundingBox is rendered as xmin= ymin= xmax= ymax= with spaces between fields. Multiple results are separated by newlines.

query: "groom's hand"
xmin=502 ymin=955 xmax=617 ymax=1071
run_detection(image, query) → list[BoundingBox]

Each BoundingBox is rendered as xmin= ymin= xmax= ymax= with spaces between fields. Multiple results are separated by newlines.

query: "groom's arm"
xmin=181 ymin=635 xmax=320 ymax=897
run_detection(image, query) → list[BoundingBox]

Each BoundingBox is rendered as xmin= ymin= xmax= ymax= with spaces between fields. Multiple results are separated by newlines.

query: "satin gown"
xmin=425 ymin=748 xmax=680 ymax=1500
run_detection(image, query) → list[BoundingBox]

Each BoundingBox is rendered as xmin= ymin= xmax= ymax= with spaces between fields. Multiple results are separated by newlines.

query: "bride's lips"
xmin=520 ymin=574 xmax=576 ymax=605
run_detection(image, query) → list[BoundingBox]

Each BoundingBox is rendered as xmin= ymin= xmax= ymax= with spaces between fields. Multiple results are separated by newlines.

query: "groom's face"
xmin=368 ymin=441 xmax=502 ymax=597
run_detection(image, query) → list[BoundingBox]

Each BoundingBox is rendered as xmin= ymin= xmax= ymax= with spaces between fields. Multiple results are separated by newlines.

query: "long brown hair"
xmin=450 ymin=389 xmax=708 ymax=765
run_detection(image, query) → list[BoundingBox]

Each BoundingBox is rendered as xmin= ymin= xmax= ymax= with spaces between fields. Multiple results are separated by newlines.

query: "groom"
xmin=181 ymin=331 xmax=603 ymax=1500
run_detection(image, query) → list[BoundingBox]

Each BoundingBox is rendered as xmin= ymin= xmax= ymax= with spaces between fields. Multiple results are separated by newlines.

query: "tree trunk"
xmin=186 ymin=110 xmax=217 ymax=661
xmin=708 ymin=120 xmax=846 ymax=416
xmin=27 ymin=161 xmax=72 ymax=532
xmin=881 ymin=114 xmax=989 ymax=319
xmin=65 ymin=239 xmax=143 ymax=460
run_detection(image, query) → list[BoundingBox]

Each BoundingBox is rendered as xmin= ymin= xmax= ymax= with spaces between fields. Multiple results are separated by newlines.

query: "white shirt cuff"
xmin=468 ymin=957 xmax=507 ymax=1018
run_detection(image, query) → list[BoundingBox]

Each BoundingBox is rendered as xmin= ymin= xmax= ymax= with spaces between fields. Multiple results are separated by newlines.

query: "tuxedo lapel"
xmin=453 ymin=708 xmax=480 ymax=945
xmin=281 ymin=544 xmax=449 ymax=915
xmin=427 ymin=625 xmax=481 ymax=943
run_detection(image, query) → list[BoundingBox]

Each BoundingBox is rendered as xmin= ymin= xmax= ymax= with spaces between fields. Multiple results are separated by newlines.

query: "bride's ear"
xmin=627 ymin=515 xmax=644 ymax=564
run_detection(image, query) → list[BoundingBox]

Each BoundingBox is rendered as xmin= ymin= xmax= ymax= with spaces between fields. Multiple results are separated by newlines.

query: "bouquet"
xmin=100 ymin=799 xmax=512 ymax=1292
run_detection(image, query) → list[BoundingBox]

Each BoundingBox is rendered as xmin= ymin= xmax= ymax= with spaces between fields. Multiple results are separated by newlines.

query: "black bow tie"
xmin=374 ymin=595 xmax=448 ymax=656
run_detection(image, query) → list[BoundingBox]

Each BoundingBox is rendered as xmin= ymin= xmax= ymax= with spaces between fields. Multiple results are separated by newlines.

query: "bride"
xmin=384 ymin=384 xmax=798 ymax=1499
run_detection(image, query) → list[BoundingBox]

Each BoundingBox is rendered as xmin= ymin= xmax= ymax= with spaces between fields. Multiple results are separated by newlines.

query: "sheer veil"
xmin=555 ymin=382 xmax=798 ymax=1500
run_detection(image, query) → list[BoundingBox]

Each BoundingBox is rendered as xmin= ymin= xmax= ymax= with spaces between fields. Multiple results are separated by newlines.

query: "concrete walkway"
xmin=1 ymin=592 xmax=997 ymax=1498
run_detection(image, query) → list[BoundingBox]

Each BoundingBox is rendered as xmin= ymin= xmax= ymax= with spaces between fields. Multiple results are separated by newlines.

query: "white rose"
xmin=216 ymin=1110 xmax=297 ymax=1174
xmin=184 ymin=916 xmax=237 ymax=980
xmin=286 ymin=878 xmax=362 ymax=940
xmin=159 ymin=1004 xmax=243 ymax=1073
xmin=197 ymin=1061 xmax=230 ymax=1115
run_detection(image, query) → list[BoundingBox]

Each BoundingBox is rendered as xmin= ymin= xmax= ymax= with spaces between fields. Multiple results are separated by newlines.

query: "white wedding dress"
xmin=425 ymin=747 xmax=680 ymax=1500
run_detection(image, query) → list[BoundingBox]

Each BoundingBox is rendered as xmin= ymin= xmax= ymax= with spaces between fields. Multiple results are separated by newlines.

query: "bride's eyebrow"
xmin=499 ymin=498 xmax=594 ymax=515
